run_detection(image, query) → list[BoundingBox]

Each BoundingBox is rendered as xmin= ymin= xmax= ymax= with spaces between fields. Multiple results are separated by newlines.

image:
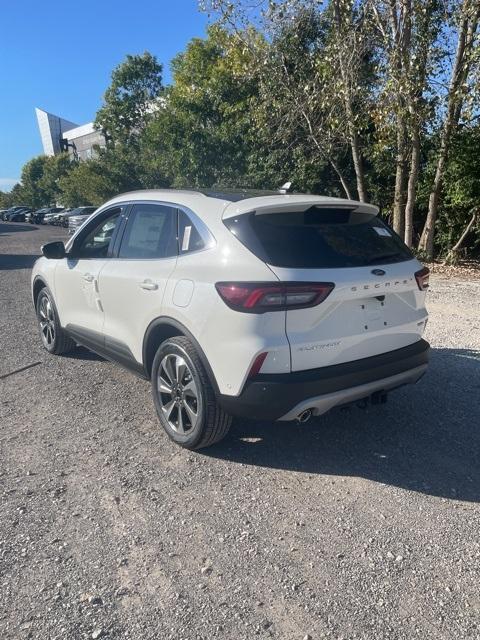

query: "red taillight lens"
xmin=415 ymin=267 xmax=430 ymax=291
xmin=215 ymin=282 xmax=334 ymax=312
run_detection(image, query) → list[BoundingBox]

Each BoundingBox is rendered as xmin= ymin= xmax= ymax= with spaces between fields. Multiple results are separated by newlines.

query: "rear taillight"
xmin=415 ymin=267 xmax=430 ymax=291
xmin=215 ymin=282 xmax=334 ymax=312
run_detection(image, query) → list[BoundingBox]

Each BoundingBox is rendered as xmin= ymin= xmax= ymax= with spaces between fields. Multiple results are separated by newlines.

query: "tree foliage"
xmin=12 ymin=9 xmax=480 ymax=259
xmin=95 ymin=52 xmax=164 ymax=144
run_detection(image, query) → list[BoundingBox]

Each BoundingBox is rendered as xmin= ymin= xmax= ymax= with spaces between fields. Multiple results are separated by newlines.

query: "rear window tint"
xmin=178 ymin=210 xmax=205 ymax=253
xmin=224 ymin=207 xmax=413 ymax=268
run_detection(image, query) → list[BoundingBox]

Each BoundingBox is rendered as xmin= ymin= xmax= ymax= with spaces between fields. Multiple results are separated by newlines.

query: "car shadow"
xmin=64 ymin=346 xmax=105 ymax=362
xmin=204 ymin=347 xmax=480 ymax=503
xmin=0 ymin=254 xmax=39 ymax=270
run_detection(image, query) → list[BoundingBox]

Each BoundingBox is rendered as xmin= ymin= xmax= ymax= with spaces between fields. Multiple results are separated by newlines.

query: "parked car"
xmin=66 ymin=206 xmax=97 ymax=234
xmin=29 ymin=208 xmax=49 ymax=224
xmin=2 ymin=207 xmax=20 ymax=220
xmin=4 ymin=206 xmax=31 ymax=221
xmin=32 ymin=189 xmax=430 ymax=450
xmin=43 ymin=208 xmax=65 ymax=225
xmin=57 ymin=208 xmax=73 ymax=227
xmin=30 ymin=207 xmax=64 ymax=225
xmin=9 ymin=208 xmax=33 ymax=222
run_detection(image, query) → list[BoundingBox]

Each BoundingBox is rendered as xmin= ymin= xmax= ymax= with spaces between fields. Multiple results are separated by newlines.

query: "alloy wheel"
xmin=38 ymin=296 xmax=55 ymax=347
xmin=157 ymin=354 xmax=201 ymax=434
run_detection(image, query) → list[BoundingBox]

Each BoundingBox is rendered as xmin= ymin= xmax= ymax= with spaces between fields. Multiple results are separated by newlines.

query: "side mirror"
xmin=41 ymin=241 xmax=66 ymax=259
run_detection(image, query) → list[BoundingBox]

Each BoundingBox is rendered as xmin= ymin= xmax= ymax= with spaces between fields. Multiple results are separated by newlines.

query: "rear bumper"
xmin=218 ymin=339 xmax=430 ymax=421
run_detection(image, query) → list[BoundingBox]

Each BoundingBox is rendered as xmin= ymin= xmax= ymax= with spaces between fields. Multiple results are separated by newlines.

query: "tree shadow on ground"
xmin=0 ymin=254 xmax=39 ymax=270
xmin=0 ymin=222 xmax=38 ymax=235
xmin=204 ymin=348 xmax=480 ymax=503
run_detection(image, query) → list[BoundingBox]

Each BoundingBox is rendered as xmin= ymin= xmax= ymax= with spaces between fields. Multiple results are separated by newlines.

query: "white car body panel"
xmin=269 ymin=259 xmax=427 ymax=371
xmin=54 ymin=258 xmax=107 ymax=335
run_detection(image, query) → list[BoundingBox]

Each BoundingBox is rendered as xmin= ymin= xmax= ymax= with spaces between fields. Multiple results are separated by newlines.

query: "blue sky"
xmin=0 ymin=0 xmax=209 ymax=191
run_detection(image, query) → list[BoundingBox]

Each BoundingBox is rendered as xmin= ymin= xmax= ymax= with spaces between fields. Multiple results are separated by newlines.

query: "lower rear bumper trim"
xmin=218 ymin=339 xmax=430 ymax=421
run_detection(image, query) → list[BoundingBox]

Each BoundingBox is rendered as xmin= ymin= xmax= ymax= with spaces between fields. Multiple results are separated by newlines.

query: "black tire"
xmin=151 ymin=336 xmax=232 ymax=449
xmin=36 ymin=287 xmax=75 ymax=355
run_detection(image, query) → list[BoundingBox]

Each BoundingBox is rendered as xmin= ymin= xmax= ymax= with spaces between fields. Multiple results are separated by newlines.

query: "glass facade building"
xmin=35 ymin=108 xmax=105 ymax=160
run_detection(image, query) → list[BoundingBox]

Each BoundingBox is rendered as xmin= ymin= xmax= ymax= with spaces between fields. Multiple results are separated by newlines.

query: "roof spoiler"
xmin=223 ymin=195 xmax=379 ymax=219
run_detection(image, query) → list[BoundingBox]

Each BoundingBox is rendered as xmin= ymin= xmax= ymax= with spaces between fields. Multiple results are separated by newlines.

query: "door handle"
xmin=82 ymin=273 xmax=94 ymax=282
xmin=140 ymin=279 xmax=158 ymax=291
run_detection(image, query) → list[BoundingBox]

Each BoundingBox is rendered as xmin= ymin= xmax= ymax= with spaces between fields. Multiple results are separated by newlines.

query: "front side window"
xmin=75 ymin=209 xmax=121 ymax=259
xmin=119 ymin=203 xmax=177 ymax=259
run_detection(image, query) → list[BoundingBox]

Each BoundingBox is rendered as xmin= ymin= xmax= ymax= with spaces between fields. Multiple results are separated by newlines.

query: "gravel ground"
xmin=1 ymin=221 xmax=479 ymax=640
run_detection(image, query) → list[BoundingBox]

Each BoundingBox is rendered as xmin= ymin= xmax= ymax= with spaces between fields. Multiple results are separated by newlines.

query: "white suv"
xmin=32 ymin=189 xmax=429 ymax=449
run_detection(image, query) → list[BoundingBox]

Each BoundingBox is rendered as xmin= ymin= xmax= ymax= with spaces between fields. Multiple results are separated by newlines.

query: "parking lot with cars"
xmin=1 ymin=221 xmax=480 ymax=639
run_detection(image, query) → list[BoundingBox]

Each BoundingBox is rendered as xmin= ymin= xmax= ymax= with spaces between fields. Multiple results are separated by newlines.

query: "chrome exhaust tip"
xmin=297 ymin=408 xmax=313 ymax=423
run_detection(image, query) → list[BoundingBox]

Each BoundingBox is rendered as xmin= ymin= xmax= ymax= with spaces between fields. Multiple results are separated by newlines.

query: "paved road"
xmin=1 ymin=221 xmax=479 ymax=640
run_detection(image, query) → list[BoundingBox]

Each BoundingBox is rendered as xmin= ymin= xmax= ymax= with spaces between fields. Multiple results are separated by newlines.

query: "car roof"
xmin=100 ymin=188 xmax=378 ymax=219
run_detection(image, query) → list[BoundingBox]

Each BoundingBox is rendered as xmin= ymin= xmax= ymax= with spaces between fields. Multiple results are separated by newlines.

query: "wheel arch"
xmin=143 ymin=317 xmax=220 ymax=395
xmin=32 ymin=276 xmax=48 ymax=308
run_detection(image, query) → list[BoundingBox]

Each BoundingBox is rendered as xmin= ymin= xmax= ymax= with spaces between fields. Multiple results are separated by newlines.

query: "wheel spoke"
xmin=177 ymin=407 xmax=185 ymax=434
xmin=183 ymin=399 xmax=198 ymax=427
xmin=175 ymin=357 xmax=186 ymax=386
xmin=162 ymin=357 xmax=176 ymax=385
xmin=40 ymin=298 xmax=48 ymax=318
xmin=183 ymin=379 xmax=197 ymax=398
xmin=162 ymin=399 xmax=175 ymax=419
xmin=158 ymin=379 xmax=172 ymax=394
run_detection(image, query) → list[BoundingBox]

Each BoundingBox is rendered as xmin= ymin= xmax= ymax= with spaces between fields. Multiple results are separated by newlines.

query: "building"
xmin=35 ymin=108 xmax=105 ymax=161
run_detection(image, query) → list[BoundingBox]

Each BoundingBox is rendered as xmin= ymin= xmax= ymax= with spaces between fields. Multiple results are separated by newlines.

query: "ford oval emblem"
xmin=371 ymin=269 xmax=386 ymax=276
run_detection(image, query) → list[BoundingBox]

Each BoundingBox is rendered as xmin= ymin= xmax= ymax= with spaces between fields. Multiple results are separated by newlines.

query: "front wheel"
xmin=151 ymin=336 xmax=232 ymax=449
xmin=36 ymin=288 xmax=75 ymax=355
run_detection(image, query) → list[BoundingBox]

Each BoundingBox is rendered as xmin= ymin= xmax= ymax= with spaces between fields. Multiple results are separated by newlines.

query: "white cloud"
xmin=0 ymin=178 xmax=20 ymax=191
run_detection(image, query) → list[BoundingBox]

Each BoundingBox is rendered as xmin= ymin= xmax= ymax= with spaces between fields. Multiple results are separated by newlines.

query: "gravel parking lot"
xmin=1 ymin=221 xmax=479 ymax=640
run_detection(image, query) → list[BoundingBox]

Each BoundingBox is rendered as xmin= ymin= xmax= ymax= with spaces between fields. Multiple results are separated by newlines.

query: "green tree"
xmin=20 ymin=156 xmax=49 ymax=208
xmin=95 ymin=52 xmax=163 ymax=144
xmin=418 ymin=0 xmax=480 ymax=258
xmin=141 ymin=26 xmax=261 ymax=188
xmin=39 ymin=153 xmax=75 ymax=204
xmin=58 ymin=146 xmax=144 ymax=206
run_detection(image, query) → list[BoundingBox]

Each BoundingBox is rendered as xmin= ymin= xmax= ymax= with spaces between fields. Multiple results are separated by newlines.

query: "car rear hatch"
xmin=223 ymin=197 xmax=428 ymax=372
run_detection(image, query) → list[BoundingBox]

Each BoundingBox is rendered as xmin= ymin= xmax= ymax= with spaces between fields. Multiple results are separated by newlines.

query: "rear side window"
xmin=224 ymin=206 xmax=413 ymax=268
xmin=178 ymin=210 xmax=205 ymax=253
xmin=119 ymin=203 xmax=177 ymax=259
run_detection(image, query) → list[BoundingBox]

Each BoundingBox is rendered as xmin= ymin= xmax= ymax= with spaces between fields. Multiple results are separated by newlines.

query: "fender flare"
xmin=32 ymin=275 xmax=48 ymax=308
xmin=142 ymin=316 xmax=221 ymax=395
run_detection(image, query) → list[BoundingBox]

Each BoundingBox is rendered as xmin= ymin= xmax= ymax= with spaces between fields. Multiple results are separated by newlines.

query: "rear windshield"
xmin=224 ymin=207 xmax=413 ymax=268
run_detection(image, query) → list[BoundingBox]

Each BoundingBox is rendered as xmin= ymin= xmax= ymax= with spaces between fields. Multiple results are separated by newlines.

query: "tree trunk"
xmin=418 ymin=1 xmax=480 ymax=258
xmin=393 ymin=122 xmax=408 ymax=238
xmin=445 ymin=210 xmax=478 ymax=264
xmin=348 ymin=117 xmax=367 ymax=202
xmin=404 ymin=124 xmax=420 ymax=247
xmin=389 ymin=0 xmax=411 ymax=238
xmin=333 ymin=0 xmax=367 ymax=202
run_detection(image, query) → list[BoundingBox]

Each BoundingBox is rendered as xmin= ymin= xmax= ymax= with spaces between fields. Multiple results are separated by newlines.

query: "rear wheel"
xmin=151 ymin=336 xmax=231 ymax=449
xmin=36 ymin=288 xmax=75 ymax=355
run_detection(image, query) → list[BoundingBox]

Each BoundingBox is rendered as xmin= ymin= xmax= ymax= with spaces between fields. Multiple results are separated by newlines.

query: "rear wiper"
xmin=367 ymin=253 xmax=402 ymax=265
